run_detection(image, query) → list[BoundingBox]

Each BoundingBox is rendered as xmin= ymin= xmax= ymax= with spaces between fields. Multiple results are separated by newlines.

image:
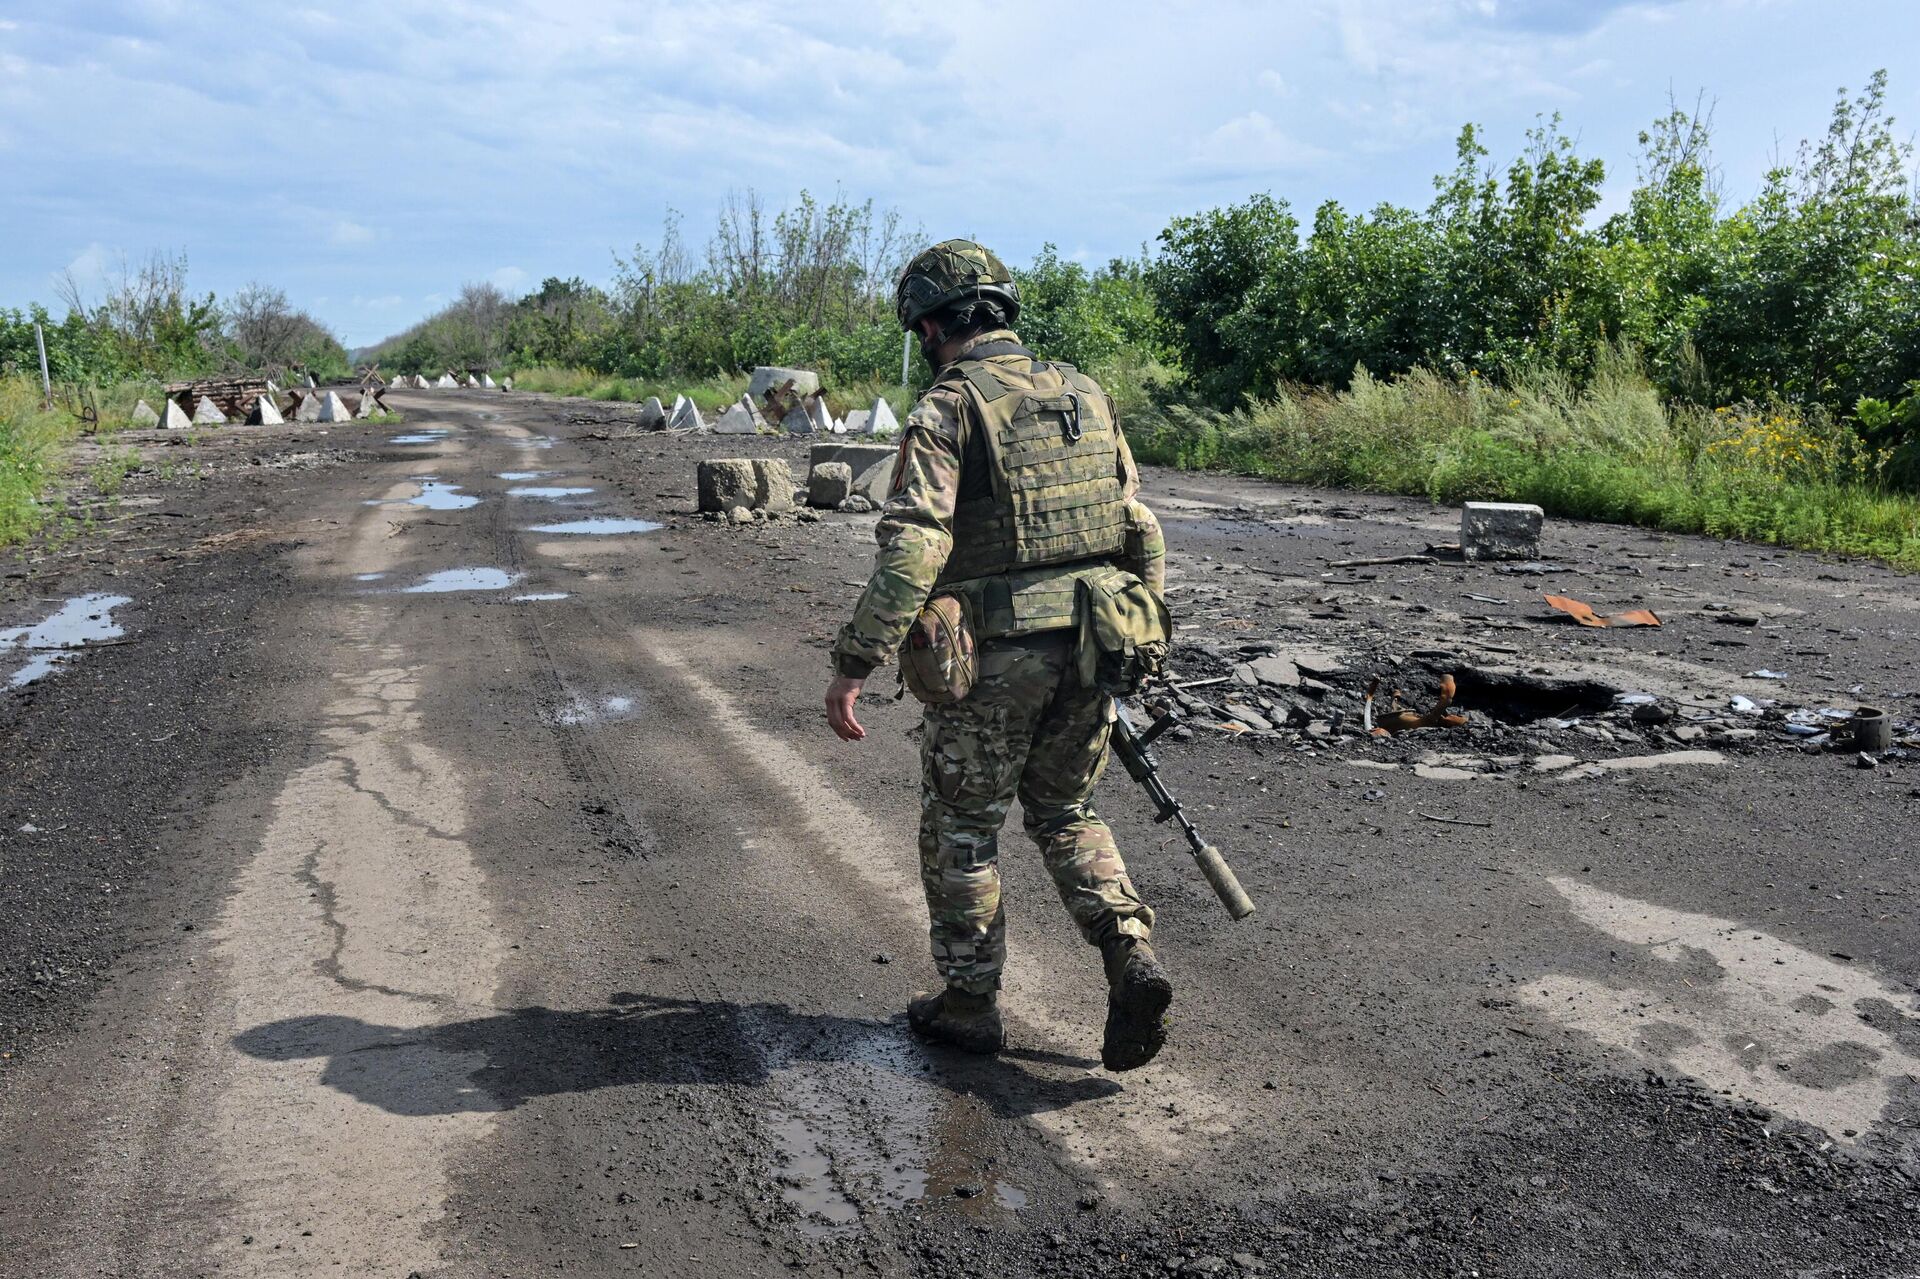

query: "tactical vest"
xmin=933 ymin=351 xmax=1130 ymax=636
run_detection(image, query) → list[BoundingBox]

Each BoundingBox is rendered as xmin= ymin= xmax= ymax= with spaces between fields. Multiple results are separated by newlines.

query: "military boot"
xmin=1100 ymin=937 xmax=1172 ymax=1072
xmin=907 ymin=987 xmax=1005 ymax=1055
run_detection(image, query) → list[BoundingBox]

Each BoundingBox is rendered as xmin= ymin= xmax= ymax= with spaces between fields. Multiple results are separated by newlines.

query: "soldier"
xmin=825 ymin=239 xmax=1173 ymax=1072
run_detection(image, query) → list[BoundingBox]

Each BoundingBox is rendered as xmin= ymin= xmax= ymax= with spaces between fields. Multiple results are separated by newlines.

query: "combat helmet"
xmin=895 ymin=239 xmax=1021 ymax=331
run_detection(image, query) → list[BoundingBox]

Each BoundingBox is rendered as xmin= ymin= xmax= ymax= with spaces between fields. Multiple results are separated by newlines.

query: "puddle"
xmin=354 ymin=572 xmax=388 ymax=582
xmin=388 ymin=432 xmax=449 ymax=445
xmin=2 ymin=594 xmax=132 ymax=688
xmin=510 ymin=592 xmax=571 ymax=602
xmin=553 ymin=694 xmax=638 ymax=726
xmin=365 ymin=481 xmax=481 ymax=511
xmin=507 ymin=486 xmax=595 ymax=499
xmin=397 ymin=568 xmax=521 ymax=594
xmin=1522 ymin=877 xmax=1920 ymax=1142
xmin=498 ymin=471 xmax=550 ymax=481
xmin=527 ymin=518 xmax=662 ymax=535
xmin=995 ymin=1183 xmax=1029 ymax=1210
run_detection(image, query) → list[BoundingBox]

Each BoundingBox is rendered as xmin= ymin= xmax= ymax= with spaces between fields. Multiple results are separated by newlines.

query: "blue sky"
xmin=3 ymin=0 xmax=1916 ymax=348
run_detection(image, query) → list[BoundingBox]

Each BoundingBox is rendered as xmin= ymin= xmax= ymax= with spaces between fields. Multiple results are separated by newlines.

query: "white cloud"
xmin=490 ymin=266 xmax=528 ymax=292
xmin=1192 ymin=110 xmax=1328 ymax=176
xmin=328 ymin=220 xmax=376 ymax=247
xmin=59 ymin=242 xmax=112 ymax=292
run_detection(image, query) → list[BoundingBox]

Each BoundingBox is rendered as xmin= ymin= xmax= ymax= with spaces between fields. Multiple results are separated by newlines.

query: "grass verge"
xmin=1128 ymin=362 xmax=1920 ymax=570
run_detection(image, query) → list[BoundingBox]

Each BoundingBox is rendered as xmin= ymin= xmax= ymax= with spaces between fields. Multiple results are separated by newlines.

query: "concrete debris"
xmin=752 ymin=458 xmax=796 ymax=512
xmin=868 ymin=397 xmax=900 ymax=436
xmin=837 ymin=495 xmax=877 ymax=514
xmin=667 ymin=397 xmax=704 ymax=432
xmin=131 ymin=400 xmax=160 ymax=428
xmin=637 ymin=397 xmax=668 ymax=431
xmin=1553 ymin=750 xmax=1727 ymax=782
xmin=192 ymin=396 xmax=227 ymax=425
xmin=317 ymin=391 xmax=351 ymax=423
xmin=696 ymin=459 xmax=758 ymax=512
xmin=160 ymin=399 xmax=192 ymax=430
xmin=726 ymin=505 xmax=754 ymax=525
xmin=748 ymin=366 xmax=820 ymax=426
xmin=851 ymin=457 xmax=893 ymax=506
xmin=713 ymin=397 xmax=764 ymax=434
xmin=808 ymin=462 xmax=853 ymax=508
xmin=1461 ymin=501 xmax=1544 ymax=562
xmin=250 ymin=394 xmax=285 ymax=425
xmin=809 ymin=442 xmax=892 ymax=475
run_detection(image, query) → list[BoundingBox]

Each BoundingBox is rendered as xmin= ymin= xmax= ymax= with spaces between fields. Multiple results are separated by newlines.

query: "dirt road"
xmin=4 ymin=389 xmax=1919 ymax=1277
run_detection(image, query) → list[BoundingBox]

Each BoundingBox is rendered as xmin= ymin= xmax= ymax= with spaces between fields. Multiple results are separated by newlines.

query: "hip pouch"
xmin=901 ymin=593 xmax=978 ymax=705
xmin=1074 ymin=566 xmax=1172 ymax=695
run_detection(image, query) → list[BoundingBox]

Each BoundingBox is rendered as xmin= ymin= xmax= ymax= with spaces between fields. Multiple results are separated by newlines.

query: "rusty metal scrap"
xmin=1543 ymin=594 xmax=1662 ymax=629
xmin=1366 ymin=673 xmax=1470 ymax=735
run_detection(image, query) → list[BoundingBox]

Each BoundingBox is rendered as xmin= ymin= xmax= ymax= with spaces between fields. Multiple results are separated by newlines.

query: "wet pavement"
xmin=4 ymin=386 xmax=1919 ymax=1279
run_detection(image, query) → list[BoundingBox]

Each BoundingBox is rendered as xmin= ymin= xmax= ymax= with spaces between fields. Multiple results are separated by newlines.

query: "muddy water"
xmin=2 ymin=593 xmax=132 ymax=688
xmin=527 ymin=518 xmax=662 ymax=535
xmin=507 ymin=486 xmax=595 ymax=499
xmin=399 ymin=568 xmax=521 ymax=594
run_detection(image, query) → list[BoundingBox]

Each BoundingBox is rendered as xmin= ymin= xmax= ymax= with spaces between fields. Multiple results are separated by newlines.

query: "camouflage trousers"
xmin=919 ymin=630 xmax=1153 ymax=994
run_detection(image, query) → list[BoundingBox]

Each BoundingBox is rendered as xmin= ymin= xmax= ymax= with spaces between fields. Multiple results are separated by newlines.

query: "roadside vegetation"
xmin=7 ymin=73 xmax=1916 ymax=562
xmin=0 ymin=256 xmax=359 ymax=546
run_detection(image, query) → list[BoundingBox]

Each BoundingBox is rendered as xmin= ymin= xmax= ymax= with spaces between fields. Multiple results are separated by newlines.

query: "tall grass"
xmin=510 ymin=365 xmax=916 ymax=423
xmin=1129 ymin=358 xmax=1920 ymax=570
xmin=1 ymin=377 xmax=78 ymax=545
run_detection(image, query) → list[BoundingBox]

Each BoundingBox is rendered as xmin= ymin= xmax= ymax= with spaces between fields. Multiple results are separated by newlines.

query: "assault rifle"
xmin=1109 ymin=701 xmax=1257 ymax=920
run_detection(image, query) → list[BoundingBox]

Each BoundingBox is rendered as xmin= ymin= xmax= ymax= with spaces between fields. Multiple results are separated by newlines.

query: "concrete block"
xmin=808 ymin=461 xmax=853 ymax=508
xmin=481 ymin=373 xmax=496 ymax=388
xmin=251 ymin=394 xmax=284 ymax=425
xmin=192 ymin=395 xmax=227 ymax=425
xmin=780 ymin=404 xmax=814 ymax=435
xmin=852 ymin=457 xmax=893 ymax=505
xmin=637 ymin=396 xmax=667 ymax=430
xmin=841 ymin=409 xmax=871 ymax=435
xmin=1461 ymin=501 xmax=1544 ymax=562
xmin=808 ymin=442 xmax=893 ymax=475
xmin=305 ymin=374 xmax=317 ymax=388
xmin=435 ymin=373 xmax=457 ymax=388
xmin=667 ymin=397 xmax=704 ymax=431
xmin=317 ymin=391 xmax=351 ymax=422
xmin=868 ymin=397 xmax=900 ymax=436
xmin=713 ymin=397 xmax=762 ymax=434
xmin=753 ymin=458 xmax=796 ymax=512
xmin=501 ymin=376 xmax=513 ymax=391
xmin=354 ymin=392 xmax=382 ymax=419
xmin=697 ymin=459 xmax=758 ymax=512
xmin=293 ymin=392 xmax=321 ymax=422
xmin=131 ymin=400 xmax=160 ymax=428
xmin=747 ymin=366 xmax=821 ymax=402
xmin=160 ymin=399 xmax=192 ymax=430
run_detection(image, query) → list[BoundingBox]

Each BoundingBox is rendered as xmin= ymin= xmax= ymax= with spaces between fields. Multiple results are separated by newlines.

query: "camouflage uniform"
xmin=832 ymin=329 xmax=1166 ymax=994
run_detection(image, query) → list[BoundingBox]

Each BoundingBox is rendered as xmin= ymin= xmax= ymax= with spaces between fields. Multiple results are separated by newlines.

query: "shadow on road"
xmin=234 ymin=991 xmax=1120 ymax=1119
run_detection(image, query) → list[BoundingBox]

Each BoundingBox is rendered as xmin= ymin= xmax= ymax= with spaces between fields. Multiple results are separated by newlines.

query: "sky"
xmin=3 ymin=0 xmax=1917 ymax=349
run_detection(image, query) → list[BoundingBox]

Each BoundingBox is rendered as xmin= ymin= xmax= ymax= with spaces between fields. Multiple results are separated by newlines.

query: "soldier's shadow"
xmin=233 ymin=991 xmax=1121 ymax=1120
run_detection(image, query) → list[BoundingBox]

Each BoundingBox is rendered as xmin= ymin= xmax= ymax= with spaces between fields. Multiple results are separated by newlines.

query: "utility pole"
xmin=901 ymin=331 xmax=911 ymax=389
xmin=34 ymin=322 xmax=52 ymax=409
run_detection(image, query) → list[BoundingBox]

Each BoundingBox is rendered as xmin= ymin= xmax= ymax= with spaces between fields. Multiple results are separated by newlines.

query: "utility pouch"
xmin=901 ymin=594 xmax=978 ymax=705
xmin=1074 ymin=567 xmax=1172 ymax=695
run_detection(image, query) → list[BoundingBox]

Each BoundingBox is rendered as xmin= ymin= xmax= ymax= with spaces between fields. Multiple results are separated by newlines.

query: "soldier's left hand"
xmin=825 ymin=675 xmax=867 ymax=742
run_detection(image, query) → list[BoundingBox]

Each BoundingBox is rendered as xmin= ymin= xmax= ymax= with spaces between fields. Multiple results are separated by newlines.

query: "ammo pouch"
xmin=900 ymin=594 xmax=978 ymax=705
xmin=1073 ymin=567 xmax=1172 ymax=695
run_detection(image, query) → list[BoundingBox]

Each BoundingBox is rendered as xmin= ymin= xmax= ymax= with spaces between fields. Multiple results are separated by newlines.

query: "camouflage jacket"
xmin=830 ymin=330 xmax=1165 ymax=679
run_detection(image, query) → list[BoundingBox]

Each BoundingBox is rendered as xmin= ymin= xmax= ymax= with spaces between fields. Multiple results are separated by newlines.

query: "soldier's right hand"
xmin=825 ymin=675 xmax=867 ymax=742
